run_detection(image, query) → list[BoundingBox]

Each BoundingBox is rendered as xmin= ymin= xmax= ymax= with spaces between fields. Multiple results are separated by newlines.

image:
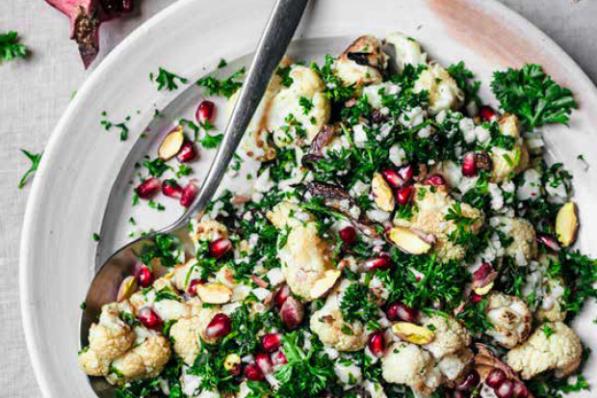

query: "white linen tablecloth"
xmin=1 ymin=0 xmax=596 ymax=396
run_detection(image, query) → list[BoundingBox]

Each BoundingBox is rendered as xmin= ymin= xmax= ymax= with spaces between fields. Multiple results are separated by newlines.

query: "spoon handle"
xmin=168 ymin=0 xmax=309 ymax=230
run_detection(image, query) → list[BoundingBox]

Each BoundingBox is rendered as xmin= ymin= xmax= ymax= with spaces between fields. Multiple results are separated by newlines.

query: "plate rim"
xmin=19 ymin=0 xmax=597 ymax=395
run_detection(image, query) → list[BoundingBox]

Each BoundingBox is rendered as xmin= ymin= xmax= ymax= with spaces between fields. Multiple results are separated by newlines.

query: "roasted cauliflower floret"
xmin=490 ymin=114 xmax=530 ymax=182
xmin=381 ymin=342 xmax=442 ymax=395
xmin=334 ymin=35 xmax=387 ymax=88
xmin=108 ymin=335 xmax=171 ymax=384
xmin=536 ymin=276 xmax=567 ymax=322
xmin=228 ymin=56 xmax=292 ymax=161
xmin=493 ymin=216 xmax=537 ymax=265
xmin=506 ymin=322 xmax=582 ymax=380
xmin=267 ymin=201 xmax=336 ymax=301
xmin=393 ymin=184 xmax=484 ymax=261
xmin=78 ymin=348 xmax=110 ymax=376
xmin=414 ymin=63 xmax=464 ymax=114
xmin=310 ymin=282 xmax=367 ymax=351
xmin=384 ymin=32 xmax=427 ymax=72
xmin=78 ymin=302 xmax=136 ymax=377
xmin=191 ymin=219 xmax=228 ymax=245
xmin=486 ymin=292 xmax=532 ymax=349
xmin=422 ymin=314 xmax=471 ymax=360
xmin=169 ymin=317 xmax=202 ymax=365
xmin=172 ymin=260 xmax=202 ymax=292
xmin=267 ymin=65 xmax=331 ymax=147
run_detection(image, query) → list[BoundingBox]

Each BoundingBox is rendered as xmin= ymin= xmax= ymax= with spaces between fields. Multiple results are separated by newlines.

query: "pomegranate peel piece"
xmin=45 ymin=0 xmax=135 ymax=68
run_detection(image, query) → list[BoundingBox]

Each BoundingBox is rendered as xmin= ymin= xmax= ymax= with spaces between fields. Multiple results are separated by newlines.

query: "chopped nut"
xmin=387 ymin=227 xmax=432 ymax=254
xmin=158 ymin=126 xmax=185 ymax=160
xmin=555 ymin=202 xmax=578 ymax=247
xmin=372 ymin=172 xmax=395 ymax=212
xmin=196 ymin=283 xmax=233 ymax=304
xmin=473 ymin=281 xmax=494 ymax=296
xmin=224 ymin=353 xmax=241 ymax=371
xmin=116 ymin=276 xmax=138 ymax=302
xmin=391 ymin=322 xmax=435 ymax=345
xmin=310 ymin=269 xmax=341 ymax=299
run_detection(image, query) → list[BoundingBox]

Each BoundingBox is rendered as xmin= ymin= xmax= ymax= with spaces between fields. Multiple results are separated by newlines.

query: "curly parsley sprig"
xmin=491 ymin=64 xmax=577 ymax=130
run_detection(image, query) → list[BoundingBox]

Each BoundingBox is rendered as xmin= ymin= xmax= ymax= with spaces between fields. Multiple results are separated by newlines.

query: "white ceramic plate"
xmin=20 ymin=0 xmax=597 ymax=396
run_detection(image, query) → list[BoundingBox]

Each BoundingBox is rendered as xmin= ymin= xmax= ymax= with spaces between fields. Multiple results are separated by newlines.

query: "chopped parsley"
xmin=151 ymin=67 xmax=188 ymax=91
xmin=197 ymin=67 xmax=245 ymax=98
xmin=491 ymin=64 xmax=577 ymax=130
xmin=18 ymin=149 xmax=42 ymax=189
xmin=0 ymin=31 xmax=28 ymax=62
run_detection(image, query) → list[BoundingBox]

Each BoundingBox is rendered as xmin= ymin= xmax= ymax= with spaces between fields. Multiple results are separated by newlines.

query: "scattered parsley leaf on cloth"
xmin=18 ymin=150 xmax=42 ymax=189
xmin=491 ymin=64 xmax=577 ymax=130
xmin=0 ymin=31 xmax=28 ymax=63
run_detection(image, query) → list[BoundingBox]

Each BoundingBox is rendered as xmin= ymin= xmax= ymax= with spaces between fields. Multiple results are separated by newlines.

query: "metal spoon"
xmin=80 ymin=0 xmax=308 ymax=395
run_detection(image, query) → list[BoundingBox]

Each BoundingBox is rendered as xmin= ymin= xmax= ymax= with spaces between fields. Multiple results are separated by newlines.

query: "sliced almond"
xmin=555 ymin=202 xmax=579 ymax=247
xmin=310 ymin=269 xmax=341 ymax=299
xmin=473 ymin=281 xmax=494 ymax=296
xmin=196 ymin=283 xmax=233 ymax=304
xmin=116 ymin=276 xmax=138 ymax=302
xmin=387 ymin=227 xmax=431 ymax=255
xmin=158 ymin=126 xmax=185 ymax=160
xmin=372 ymin=172 xmax=395 ymax=212
xmin=392 ymin=322 xmax=435 ymax=345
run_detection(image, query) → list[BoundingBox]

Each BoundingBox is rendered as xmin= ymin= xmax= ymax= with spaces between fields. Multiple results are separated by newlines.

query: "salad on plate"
xmin=78 ymin=32 xmax=595 ymax=398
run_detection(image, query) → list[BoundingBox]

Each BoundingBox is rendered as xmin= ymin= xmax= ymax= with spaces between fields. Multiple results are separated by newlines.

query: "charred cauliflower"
xmin=381 ymin=342 xmax=442 ymax=395
xmin=414 ymin=63 xmax=464 ymax=114
xmin=393 ymin=184 xmax=484 ymax=261
xmin=506 ymin=322 xmax=582 ymax=379
xmin=334 ymin=35 xmax=387 ymax=88
xmin=486 ymin=292 xmax=532 ymax=349
xmin=310 ymin=281 xmax=367 ymax=351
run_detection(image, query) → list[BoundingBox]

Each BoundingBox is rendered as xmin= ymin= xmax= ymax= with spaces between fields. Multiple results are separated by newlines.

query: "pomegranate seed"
xmin=137 ymin=307 xmax=162 ymax=329
xmin=396 ymin=185 xmax=414 ymax=205
xmin=339 ymin=226 xmax=357 ymax=245
xmin=180 ymin=181 xmax=198 ymax=207
xmin=244 ymin=362 xmax=265 ymax=381
xmin=462 ymin=153 xmax=477 ymax=177
xmin=176 ymin=141 xmax=197 ymax=163
xmin=187 ymin=279 xmax=203 ymax=296
xmin=136 ymin=265 xmax=153 ymax=288
xmin=456 ymin=370 xmax=480 ymax=391
xmin=271 ymin=350 xmax=287 ymax=366
xmin=209 ymin=238 xmax=233 ymax=259
xmin=205 ymin=313 xmax=231 ymax=338
xmin=255 ymin=352 xmax=273 ymax=374
xmin=538 ymin=235 xmax=561 ymax=252
xmin=274 ymin=285 xmax=290 ymax=308
xmin=398 ymin=165 xmax=414 ymax=183
xmin=196 ymin=100 xmax=216 ymax=124
xmin=162 ymin=179 xmax=183 ymax=198
xmin=363 ymin=254 xmax=392 ymax=272
xmin=386 ymin=301 xmax=418 ymax=322
xmin=470 ymin=293 xmax=483 ymax=304
xmin=381 ymin=169 xmax=403 ymax=188
xmin=496 ymin=380 xmax=514 ymax=398
xmin=479 ymin=105 xmax=497 ymax=122
xmin=512 ymin=381 xmax=529 ymax=398
xmin=279 ymin=296 xmax=304 ymax=330
xmin=368 ymin=331 xmax=385 ymax=357
xmin=261 ymin=333 xmax=282 ymax=353
xmin=486 ymin=369 xmax=507 ymax=389
xmin=424 ymin=174 xmax=446 ymax=187
xmin=135 ymin=177 xmax=161 ymax=199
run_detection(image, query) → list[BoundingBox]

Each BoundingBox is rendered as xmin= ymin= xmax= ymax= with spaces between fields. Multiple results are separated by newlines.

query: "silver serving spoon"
xmin=80 ymin=0 xmax=308 ymax=395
